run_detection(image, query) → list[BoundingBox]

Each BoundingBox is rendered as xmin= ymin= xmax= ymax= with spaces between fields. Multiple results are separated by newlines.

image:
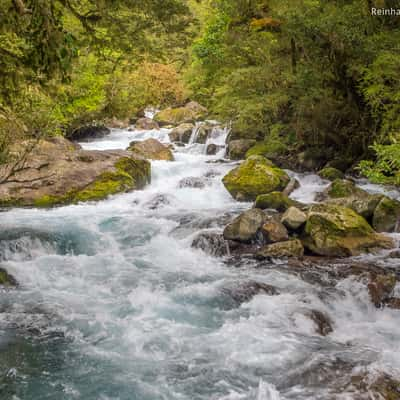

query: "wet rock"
xmin=223 ymin=208 xmax=265 ymax=243
xmin=222 ymin=156 xmax=290 ymax=202
xmin=255 ymin=192 xmax=303 ymax=212
xmin=191 ymin=232 xmax=229 ymax=257
xmin=282 ymin=178 xmax=300 ymax=196
xmin=0 ymin=137 xmax=151 ymax=207
xmin=227 ymin=139 xmax=256 ymax=160
xmin=223 ymin=281 xmax=280 ymax=304
xmin=169 ymin=123 xmax=194 ymax=143
xmin=303 ymin=204 xmax=394 ymax=257
xmin=349 ymin=373 xmax=400 ymax=400
xmin=206 ymin=144 xmax=224 ymax=156
xmin=178 ymin=177 xmax=207 ymax=189
xmin=145 ymin=194 xmax=171 ymax=210
xmin=385 ymin=297 xmax=400 ymax=309
xmin=106 ymin=117 xmax=130 ymax=129
xmin=388 ymin=249 xmax=400 ymax=258
xmin=368 ymin=273 xmax=396 ymax=307
xmin=261 ymin=216 xmax=289 ymax=243
xmin=308 ymin=309 xmax=333 ymax=336
xmin=128 ymin=138 xmax=174 ymax=161
xmin=194 ymin=125 xmax=210 ymax=144
xmin=135 ymin=117 xmax=160 ymax=130
xmin=0 ymin=268 xmax=18 ymax=287
xmin=256 ymin=239 xmax=304 ymax=259
xmin=317 ymin=167 xmax=344 ymax=181
xmin=372 ymin=196 xmax=400 ymax=233
xmin=67 ymin=125 xmax=110 ymax=142
xmin=154 ymin=101 xmax=207 ymax=126
xmin=281 ymin=207 xmax=307 ymax=230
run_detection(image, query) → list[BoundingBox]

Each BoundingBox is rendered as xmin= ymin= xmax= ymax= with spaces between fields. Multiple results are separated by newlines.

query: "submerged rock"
xmin=307 ymin=309 xmax=333 ymax=336
xmin=178 ymin=177 xmax=207 ymax=189
xmin=223 ymin=281 xmax=279 ymax=304
xmin=169 ymin=123 xmax=194 ymax=143
xmin=135 ymin=117 xmax=160 ymax=130
xmin=222 ymin=156 xmax=290 ymax=201
xmin=191 ymin=232 xmax=229 ymax=257
xmin=0 ymin=137 xmax=151 ymax=207
xmin=223 ymin=208 xmax=265 ymax=243
xmin=256 ymin=239 xmax=304 ymax=259
xmin=372 ymin=196 xmax=400 ymax=232
xmin=281 ymin=207 xmax=307 ymax=230
xmin=368 ymin=273 xmax=396 ymax=307
xmin=0 ymin=267 xmax=18 ymax=287
xmin=128 ymin=138 xmax=174 ymax=161
xmin=303 ymin=204 xmax=394 ymax=257
xmin=255 ymin=192 xmax=302 ymax=212
xmin=227 ymin=139 xmax=256 ymax=160
xmin=154 ymin=101 xmax=207 ymax=126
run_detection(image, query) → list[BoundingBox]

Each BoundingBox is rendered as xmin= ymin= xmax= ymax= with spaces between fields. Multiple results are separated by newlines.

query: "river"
xmin=0 ymin=123 xmax=400 ymax=399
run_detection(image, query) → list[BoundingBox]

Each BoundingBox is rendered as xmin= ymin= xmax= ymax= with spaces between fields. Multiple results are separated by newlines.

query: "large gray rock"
xmin=0 ymin=137 xmax=151 ymax=207
xmin=281 ymin=207 xmax=307 ymax=230
xmin=261 ymin=216 xmax=289 ymax=243
xmin=223 ymin=209 xmax=265 ymax=243
xmin=128 ymin=138 xmax=174 ymax=161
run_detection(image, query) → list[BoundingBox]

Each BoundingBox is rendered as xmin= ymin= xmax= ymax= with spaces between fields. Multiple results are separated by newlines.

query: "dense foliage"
xmin=187 ymin=0 xmax=400 ymax=168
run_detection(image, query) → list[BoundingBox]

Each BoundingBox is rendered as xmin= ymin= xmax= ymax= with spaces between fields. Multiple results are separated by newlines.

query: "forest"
xmin=1 ymin=0 xmax=400 ymax=182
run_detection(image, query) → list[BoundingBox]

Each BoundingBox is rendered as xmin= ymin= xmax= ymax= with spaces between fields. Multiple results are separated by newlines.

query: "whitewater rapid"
xmin=1 ymin=125 xmax=400 ymax=400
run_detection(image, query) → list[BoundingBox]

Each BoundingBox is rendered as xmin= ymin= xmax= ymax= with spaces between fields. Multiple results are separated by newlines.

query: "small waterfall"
xmin=257 ymin=380 xmax=282 ymax=400
xmin=188 ymin=122 xmax=202 ymax=145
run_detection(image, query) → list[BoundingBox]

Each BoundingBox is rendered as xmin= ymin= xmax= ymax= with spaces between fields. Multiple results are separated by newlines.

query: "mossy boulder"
xmin=303 ymin=204 xmax=394 ymax=257
xmin=245 ymin=139 xmax=288 ymax=159
xmin=135 ymin=117 xmax=160 ymax=130
xmin=222 ymin=156 xmax=290 ymax=201
xmin=255 ymin=192 xmax=303 ymax=212
xmin=372 ymin=196 xmax=400 ymax=232
xmin=0 ymin=137 xmax=151 ymax=208
xmin=0 ymin=268 xmax=18 ymax=287
xmin=321 ymin=179 xmax=367 ymax=199
xmin=256 ymin=239 xmax=304 ymax=259
xmin=128 ymin=138 xmax=174 ymax=161
xmin=317 ymin=167 xmax=344 ymax=181
xmin=154 ymin=101 xmax=207 ymax=126
xmin=227 ymin=139 xmax=256 ymax=160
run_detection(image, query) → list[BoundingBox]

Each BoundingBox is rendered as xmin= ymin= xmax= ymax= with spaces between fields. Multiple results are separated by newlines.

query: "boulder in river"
xmin=222 ymin=156 xmax=290 ymax=201
xmin=178 ymin=177 xmax=206 ymax=189
xmin=307 ymin=309 xmax=333 ymax=336
xmin=135 ymin=117 xmax=160 ymax=130
xmin=191 ymin=232 xmax=229 ymax=257
xmin=372 ymin=196 xmax=400 ymax=232
xmin=317 ymin=167 xmax=344 ymax=181
xmin=303 ymin=204 xmax=394 ymax=257
xmin=169 ymin=123 xmax=194 ymax=143
xmin=128 ymin=138 xmax=174 ymax=161
xmin=223 ymin=281 xmax=280 ymax=305
xmin=319 ymin=179 xmax=366 ymax=200
xmin=154 ymin=101 xmax=207 ymax=126
xmin=227 ymin=139 xmax=256 ymax=160
xmin=206 ymin=144 xmax=223 ymax=155
xmin=255 ymin=192 xmax=303 ymax=212
xmin=261 ymin=216 xmax=289 ymax=243
xmin=223 ymin=208 xmax=265 ymax=243
xmin=256 ymin=239 xmax=304 ymax=259
xmin=282 ymin=177 xmax=300 ymax=196
xmin=281 ymin=207 xmax=307 ymax=230
xmin=67 ymin=125 xmax=110 ymax=142
xmin=0 ymin=137 xmax=151 ymax=207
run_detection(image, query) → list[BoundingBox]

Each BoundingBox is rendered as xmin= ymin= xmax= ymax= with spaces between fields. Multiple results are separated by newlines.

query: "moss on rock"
xmin=303 ymin=203 xmax=394 ymax=256
xmin=255 ymin=192 xmax=302 ymax=212
xmin=372 ymin=196 xmax=400 ymax=232
xmin=0 ymin=268 xmax=18 ymax=287
xmin=318 ymin=167 xmax=344 ymax=181
xmin=222 ymin=156 xmax=290 ymax=201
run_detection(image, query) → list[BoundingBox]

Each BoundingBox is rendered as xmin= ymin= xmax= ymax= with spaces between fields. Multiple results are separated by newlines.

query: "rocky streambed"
xmin=1 ymin=106 xmax=400 ymax=399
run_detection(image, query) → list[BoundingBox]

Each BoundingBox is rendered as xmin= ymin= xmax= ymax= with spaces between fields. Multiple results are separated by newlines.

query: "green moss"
xmin=255 ymin=192 xmax=301 ymax=211
xmin=245 ymin=139 xmax=287 ymax=159
xmin=318 ymin=167 xmax=344 ymax=181
xmin=154 ymin=106 xmax=206 ymax=125
xmin=222 ymin=156 xmax=290 ymax=201
xmin=372 ymin=196 xmax=400 ymax=232
xmin=0 ymin=268 xmax=17 ymax=287
xmin=34 ymin=157 xmax=151 ymax=207
xmin=326 ymin=179 xmax=365 ymax=198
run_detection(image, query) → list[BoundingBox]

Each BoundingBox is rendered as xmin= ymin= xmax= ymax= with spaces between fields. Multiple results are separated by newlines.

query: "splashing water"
xmin=0 ymin=123 xmax=400 ymax=399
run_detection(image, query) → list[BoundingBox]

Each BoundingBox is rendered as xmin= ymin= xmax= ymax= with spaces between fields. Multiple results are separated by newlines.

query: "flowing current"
xmin=1 ymin=124 xmax=400 ymax=400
